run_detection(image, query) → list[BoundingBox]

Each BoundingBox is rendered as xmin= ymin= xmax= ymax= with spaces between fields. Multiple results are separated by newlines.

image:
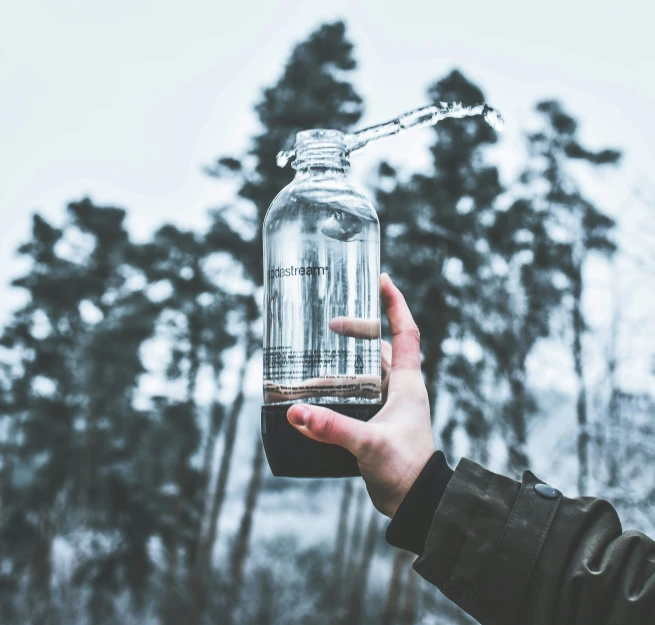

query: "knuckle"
xmin=304 ymin=411 xmax=315 ymax=431
xmin=320 ymin=412 xmax=335 ymax=440
xmin=408 ymin=325 xmax=421 ymax=342
xmin=399 ymin=325 xmax=421 ymax=345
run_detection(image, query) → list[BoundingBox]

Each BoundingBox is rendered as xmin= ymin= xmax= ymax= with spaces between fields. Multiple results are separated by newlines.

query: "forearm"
xmin=387 ymin=457 xmax=655 ymax=625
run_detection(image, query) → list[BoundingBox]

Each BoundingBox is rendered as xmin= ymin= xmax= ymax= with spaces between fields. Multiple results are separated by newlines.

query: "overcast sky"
xmin=1 ymin=0 xmax=654 ymax=391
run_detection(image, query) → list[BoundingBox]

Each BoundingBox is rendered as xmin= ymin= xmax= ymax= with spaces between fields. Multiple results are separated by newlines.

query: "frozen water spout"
xmin=276 ymin=101 xmax=504 ymax=168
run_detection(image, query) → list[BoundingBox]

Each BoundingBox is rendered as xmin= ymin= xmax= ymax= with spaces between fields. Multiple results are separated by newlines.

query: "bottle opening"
xmin=292 ymin=129 xmax=349 ymax=171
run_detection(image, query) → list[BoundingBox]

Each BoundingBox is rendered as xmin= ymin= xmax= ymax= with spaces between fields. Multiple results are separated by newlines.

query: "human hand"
xmin=287 ymin=273 xmax=435 ymax=517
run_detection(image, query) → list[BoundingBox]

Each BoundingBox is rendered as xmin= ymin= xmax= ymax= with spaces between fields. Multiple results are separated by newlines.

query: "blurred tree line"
xmin=0 ymin=19 xmax=651 ymax=625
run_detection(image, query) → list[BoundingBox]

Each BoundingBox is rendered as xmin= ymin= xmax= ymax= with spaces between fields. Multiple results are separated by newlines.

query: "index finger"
xmin=329 ymin=317 xmax=380 ymax=340
xmin=380 ymin=273 xmax=421 ymax=371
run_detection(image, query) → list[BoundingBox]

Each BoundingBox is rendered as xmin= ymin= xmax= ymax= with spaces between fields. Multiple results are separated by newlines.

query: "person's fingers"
xmin=287 ymin=404 xmax=376 ymax=457
xmin=380 ymin=273 xmax=421 ymax=372
xmin=381 ymin=340 xmax=392 ymax=402
xmin=381 ymin=340 xmax=392 ymax=380
xmin=329 ymin=317 xmax=380 ymax=340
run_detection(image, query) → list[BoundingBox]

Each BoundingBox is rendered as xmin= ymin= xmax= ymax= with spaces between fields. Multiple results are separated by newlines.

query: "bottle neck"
xmin=292 ymin=129 xmax=350 ymax=177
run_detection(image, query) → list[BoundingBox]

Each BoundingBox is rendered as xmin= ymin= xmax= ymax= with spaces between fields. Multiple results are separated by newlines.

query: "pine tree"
xmin=189 ymin=20 xmax=366 ymax=625
xmin=205 ymin=20 xmax=364 ymax=287
xmin=0 ymin=200 xmax=163 ymax=623
xmin=486 ymin=197 xmax=567 ymax=474
xmin=375 ymin=69 xmax=504 ymax=450
xmin=129 ymin=223 xmax=242 ymax=624
xmin=522 ymin=100 xmax=620 ymax=494
xmin=223 ymin=439 xmax=266 ymax=625
xmin=375 ymin=69 xmax=511 ymax=625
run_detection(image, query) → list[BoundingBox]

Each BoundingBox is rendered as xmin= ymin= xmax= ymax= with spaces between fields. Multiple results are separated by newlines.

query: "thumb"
xmin=287 ymin=404 xmax=374 ymax=458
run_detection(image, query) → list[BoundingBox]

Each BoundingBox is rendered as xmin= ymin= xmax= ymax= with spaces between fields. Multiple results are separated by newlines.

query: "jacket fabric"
xmin=387 ymin=456 xmax=655 ymax=625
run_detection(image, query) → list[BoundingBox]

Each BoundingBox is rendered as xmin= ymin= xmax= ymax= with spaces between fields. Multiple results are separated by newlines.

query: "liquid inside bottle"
xmin=262 ymin=129 xmax=381 ymax=477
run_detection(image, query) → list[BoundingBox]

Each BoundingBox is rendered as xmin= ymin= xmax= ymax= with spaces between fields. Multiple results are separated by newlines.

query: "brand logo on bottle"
xmin=267 ymin=265 xmax=329 ymax=279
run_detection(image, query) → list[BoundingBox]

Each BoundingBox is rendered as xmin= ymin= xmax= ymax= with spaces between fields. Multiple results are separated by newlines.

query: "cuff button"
xmin=535 ymin=483 xmax=559 ymax=499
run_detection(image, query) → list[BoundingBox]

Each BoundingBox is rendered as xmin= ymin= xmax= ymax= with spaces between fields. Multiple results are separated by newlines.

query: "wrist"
xmin=385 ymin=451 xmax=453 ymax=556
xmin=390 ymin=445 xmax=437 ymax=516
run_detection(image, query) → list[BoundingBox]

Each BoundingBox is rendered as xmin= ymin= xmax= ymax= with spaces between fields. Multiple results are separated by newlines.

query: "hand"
xmin=287 ymin=273 xmax=435 ymax=517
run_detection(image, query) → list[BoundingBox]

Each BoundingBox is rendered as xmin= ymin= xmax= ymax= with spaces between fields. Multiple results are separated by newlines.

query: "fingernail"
xmin=288 ymin=406 xmax=310 ymax=426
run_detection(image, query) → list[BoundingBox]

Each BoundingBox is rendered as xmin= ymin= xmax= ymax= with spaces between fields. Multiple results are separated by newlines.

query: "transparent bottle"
xmin=262 ymin=129 xmax=381 ymax=477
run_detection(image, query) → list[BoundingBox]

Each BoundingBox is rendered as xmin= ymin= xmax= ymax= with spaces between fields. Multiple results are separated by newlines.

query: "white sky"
xmin=1 ymin=0 xmax=654 ymax=392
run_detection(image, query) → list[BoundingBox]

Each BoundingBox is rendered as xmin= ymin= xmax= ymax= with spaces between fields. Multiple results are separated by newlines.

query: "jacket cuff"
xmin=385 ymin=451 xmax=454 ymax=556
xmin=413 ymin=458 xmax=561 ymax=625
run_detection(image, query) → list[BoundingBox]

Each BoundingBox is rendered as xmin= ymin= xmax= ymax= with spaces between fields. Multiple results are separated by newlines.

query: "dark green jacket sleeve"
xmin=413 ymin=458 xmax=655 ymax=625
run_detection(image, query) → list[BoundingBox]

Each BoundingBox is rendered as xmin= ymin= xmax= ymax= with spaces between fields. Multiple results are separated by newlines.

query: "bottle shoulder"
xmin=264 ymin=176 xmax=379 ymax=235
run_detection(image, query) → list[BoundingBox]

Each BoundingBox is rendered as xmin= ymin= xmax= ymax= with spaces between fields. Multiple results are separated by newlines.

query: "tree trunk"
xmin=382 ymin=550 xmax=410 ymax=625
xmin=163 ymin=308 xmax=203 ymax=625
xmin=255 ymin=570 xmax=275 ymax=625
xmin=80 ymin=400 xmax=99 ymax=514
xmin=197 ymin=402 xmax=225 ymax=530
xmin=161 ymin=527 xmax=180 ymax=625
xmin=343 ymin=486 xmax=366 ymax=595
xmin=30 ymin=527 xmax=54 ymax=625
xmin=329 ymin=481 xmax=353 ymax=608
xmin=399 ymin=564 xmax=419 ymax=625
xmin=188 ymin=333 xmax=254 ymax=625
xmin=507 ymin=360 xmax=529 ymax=476
xmin=345 ymin=506 xmax=379 ymax=625
xmin=224 ymin=439 xmax=265 ymax=625
xmin=606 ymin=274 xmax=621 ymax=488
xmin=420 ymin=274 xmax=448 ymax=423
xmin=571 ymin=266 xmax=589 ymax=495
xmin=162 ymin=457 xmax=191 ymax=625
xmin=162 ymin=315 xmax=205 ymax=625
xmin=606 ymin=388 xmax=621 ymax=488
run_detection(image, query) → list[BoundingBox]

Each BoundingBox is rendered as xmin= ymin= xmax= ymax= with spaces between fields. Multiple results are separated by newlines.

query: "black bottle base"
xmin=261 ymin=403 xmax=381 ymax=478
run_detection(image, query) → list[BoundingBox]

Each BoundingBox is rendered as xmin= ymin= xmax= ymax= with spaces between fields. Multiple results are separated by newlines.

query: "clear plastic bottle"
xmin=262 ymin=129 xmax=381 ymax=477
